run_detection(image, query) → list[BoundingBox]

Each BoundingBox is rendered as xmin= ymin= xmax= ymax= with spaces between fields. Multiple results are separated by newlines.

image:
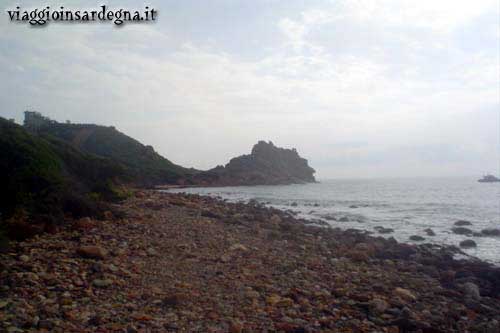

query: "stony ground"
xmin=0 ymin=191 xmax=499 ymax=333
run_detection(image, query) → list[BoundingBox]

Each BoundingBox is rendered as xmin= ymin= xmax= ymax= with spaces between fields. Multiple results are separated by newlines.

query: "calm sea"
xmin=165 ymin=177 xmax=500 ymax=264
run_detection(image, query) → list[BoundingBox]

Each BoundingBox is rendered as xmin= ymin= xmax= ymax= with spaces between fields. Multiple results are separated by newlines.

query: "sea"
xmin=165 ymin=177 xmax=500 ymax=265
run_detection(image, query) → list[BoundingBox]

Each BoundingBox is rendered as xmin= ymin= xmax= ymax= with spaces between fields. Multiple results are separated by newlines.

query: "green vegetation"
xmin=0 ymin=118 xmax=127 ymax=242
xmin=1 ymin=112 xmax=202 ymax=244
xmin=37 ymin=122 xmax=197 ymax=185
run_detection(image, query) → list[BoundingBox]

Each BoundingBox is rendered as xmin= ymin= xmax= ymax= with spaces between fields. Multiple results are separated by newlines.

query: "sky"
xmin=1 ymin=0 xmax=499 ymax=179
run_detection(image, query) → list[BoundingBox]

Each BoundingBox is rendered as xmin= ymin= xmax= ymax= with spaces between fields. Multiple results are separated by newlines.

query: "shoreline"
xmin=1 ymin=190 xmax=499 ymax=332
xmin=163 ymin=181 xmax=500 ymax=266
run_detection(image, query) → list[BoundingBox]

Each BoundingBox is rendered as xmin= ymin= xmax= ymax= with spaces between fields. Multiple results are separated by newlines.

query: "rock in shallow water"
xmin=481 ymin=228 xmax=500 ymax=237
xmin=454 ymin=220 xmax=472 ymax=226
xmin=423 ymin=228 xmax=436 ymax=236
xmin=459 ymin=239 xmax=477 ymax=248
xmin=409 ymin=235 xmax=425 ymax=241
xmin=452 ymin=227 xmax=473 ymax=235
xmin=374 ymin=226 xmax=394 ymax=234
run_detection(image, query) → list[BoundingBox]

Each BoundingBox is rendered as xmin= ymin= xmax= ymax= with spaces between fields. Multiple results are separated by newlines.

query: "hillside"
xmin=189 ymin=141 xmax=316 ymax=186
xmin=26 ymin=112 xmax=196 ymax=185
xmin=0 ymin=117 xmax=127 ymax=242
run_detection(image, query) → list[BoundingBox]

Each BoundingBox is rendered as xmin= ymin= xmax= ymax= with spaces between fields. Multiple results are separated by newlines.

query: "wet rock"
xmin=481 ymin=228 xmax=500 ymax=237
xmin=338 ymin=216 xmax=350 ymax=222
xmin=423 ymin=228 xmax=436 ymax=236
xmin=290 ymin=202 xmax=298 ymax=207
xmin=459 ymin=239 xmax=477 ymax=248
xmin=374 ymin=226 xmax=394 ymax=234
xmin=451 ymin=227 xmax=473 ymax=235
xmin=349 ymin=205 xmax=359 ymax=209
xmin=409 ymin=235 xmax=425 ymax=241
xmin=77 ymin=246 xmax=107 ymax=259
xmin=454 ymin=220 xmax=472 ymax=226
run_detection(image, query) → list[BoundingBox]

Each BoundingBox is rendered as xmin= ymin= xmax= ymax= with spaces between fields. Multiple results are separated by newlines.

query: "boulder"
xmin=72 ymin=217 xmax=96 ymax=231
xmin=370 ymin=298 xmax=389 ymax=315
xmin=92 ymin=279 xmax=113 ymax=288
xmin=229 ymin=243 xmax=249 ymax=252
xmin=77 ymin=246 xmax=107 ymax=260
xmin=409 ymin=235 xmax=425 ymax=242
xmin=201 ymin=210 xmax=220 ymax=219
xmin=423 ymin=228 xmax=436 ymax=236
xmin=269 ymin=214 xmax=282 ymax=225
xmin=394 ymin=288 xmax=417 ymax=302
xmin=451 ymin=227 xmax=473 ymax=235
xmin=462 ymin=282 xmax=480 ymax=300
xmin=459 ymin=239 xmax=477 ymax=248
xmin=481 ymin=228 xmax=500 ymax=237
xmin=374 ymin=226 xmax=394 ymax=234
xmin=454 ymin=220 xmax=472 ymax=226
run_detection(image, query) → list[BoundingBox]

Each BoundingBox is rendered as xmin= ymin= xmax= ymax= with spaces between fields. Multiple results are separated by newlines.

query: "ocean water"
xmin=165 ymin=178 xmax=500 ymax=264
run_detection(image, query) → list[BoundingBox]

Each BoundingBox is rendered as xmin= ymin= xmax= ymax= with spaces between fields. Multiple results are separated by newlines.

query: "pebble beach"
xmin=1 ymin=190 xmax=499 ymax=332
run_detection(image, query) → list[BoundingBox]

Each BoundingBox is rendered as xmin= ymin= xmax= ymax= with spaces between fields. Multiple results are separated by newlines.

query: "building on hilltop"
xmin=23 ymin=111 xmax=56 ymax=132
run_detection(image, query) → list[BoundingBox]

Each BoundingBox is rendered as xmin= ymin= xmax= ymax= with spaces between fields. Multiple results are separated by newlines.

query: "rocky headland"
xmin=1 ymin=190 xmax=499 ymax=332
xmin=186 ymin=141 xmax=316 ymax=186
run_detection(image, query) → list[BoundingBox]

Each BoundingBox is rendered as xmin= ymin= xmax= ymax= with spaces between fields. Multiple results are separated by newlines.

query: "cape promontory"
xmin=187 ymin=141 xmax=316 ymax=186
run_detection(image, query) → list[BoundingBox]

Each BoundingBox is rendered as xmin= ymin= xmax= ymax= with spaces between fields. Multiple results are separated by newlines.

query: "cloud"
xmin=0 ymin=0 xmax=498 ymax=177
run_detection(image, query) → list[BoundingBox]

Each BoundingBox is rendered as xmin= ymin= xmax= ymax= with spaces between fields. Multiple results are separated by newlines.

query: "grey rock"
xmin=92 ymin=279 xmax=113 ymax=288
xmin=481 ymin=228 xmax=500 ymax=237
xmin=454 ymin=220 xmax=472 ymax=226
xmin=423 ymin=228 xmax=436 ymax=236
xmin=459 ymin=239 xmax=477 ymax=248
xmin=451 ymin=227 xmax=473 ymax=235
xmin=463 ymin=282 xmax=480 ymax=300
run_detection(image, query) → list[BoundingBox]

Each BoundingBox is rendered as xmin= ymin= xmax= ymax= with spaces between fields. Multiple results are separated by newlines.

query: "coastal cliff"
xmin=188 ymin=141 xmax=316 ymax=186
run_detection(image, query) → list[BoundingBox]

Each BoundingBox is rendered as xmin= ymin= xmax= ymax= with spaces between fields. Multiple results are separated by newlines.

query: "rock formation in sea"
xmin=187 ymin=140 xmax=316 ymax=186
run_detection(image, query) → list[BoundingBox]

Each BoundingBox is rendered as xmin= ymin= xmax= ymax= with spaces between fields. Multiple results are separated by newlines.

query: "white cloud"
xmin=0 ymin=0 xmax=498 ymax=177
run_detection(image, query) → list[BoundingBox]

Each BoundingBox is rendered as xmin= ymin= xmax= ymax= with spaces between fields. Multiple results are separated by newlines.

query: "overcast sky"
xmin=1 ymin=0 xmax=499 ymax=178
